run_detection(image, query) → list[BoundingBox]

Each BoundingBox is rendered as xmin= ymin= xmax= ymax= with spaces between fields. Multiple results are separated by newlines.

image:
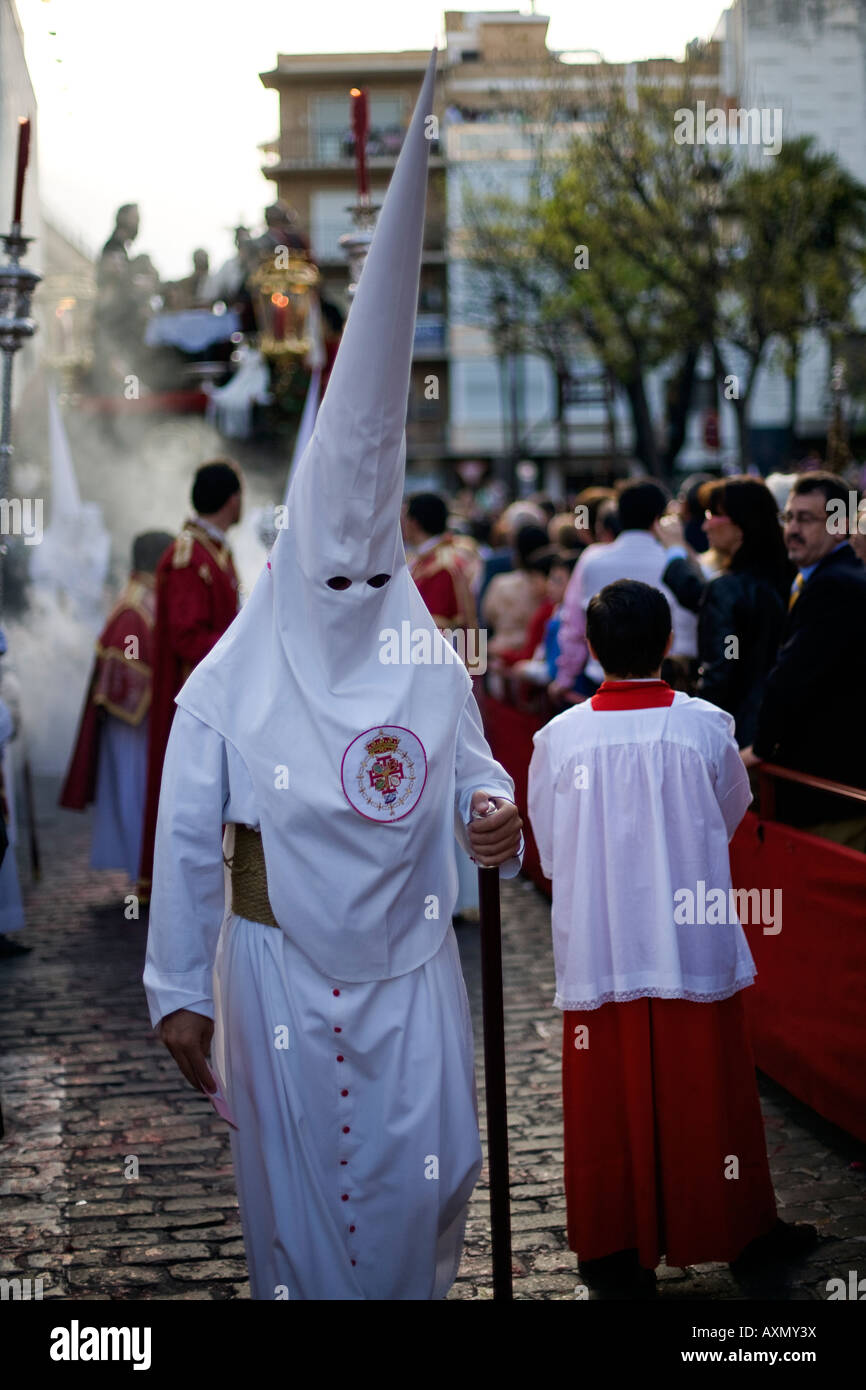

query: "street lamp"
xmin=0 ymin=117 xmax=41 ymax=609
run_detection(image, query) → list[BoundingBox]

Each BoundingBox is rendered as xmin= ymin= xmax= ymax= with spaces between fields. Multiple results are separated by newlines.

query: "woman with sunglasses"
xmin=657 ymin=476 xmax=792 ymax=748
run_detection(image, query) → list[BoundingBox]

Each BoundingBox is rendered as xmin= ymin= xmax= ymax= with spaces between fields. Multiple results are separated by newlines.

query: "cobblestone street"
xmin=1 ymin=779 xmax=864 ymax=1302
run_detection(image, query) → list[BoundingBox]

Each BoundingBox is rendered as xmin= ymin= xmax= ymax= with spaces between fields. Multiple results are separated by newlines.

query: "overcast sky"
xmin=16 ymin=0 xmax=728 ymax=278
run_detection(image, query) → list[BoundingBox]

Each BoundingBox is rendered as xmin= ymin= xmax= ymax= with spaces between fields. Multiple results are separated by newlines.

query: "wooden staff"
xmin=477 ymin=861 xmax=513 ymax=1300
xmin=22 ymin=755 xmax=40 ymax=881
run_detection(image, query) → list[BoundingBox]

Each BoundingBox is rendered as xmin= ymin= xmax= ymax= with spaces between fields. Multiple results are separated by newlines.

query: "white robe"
xmin=91 ymin=715 xmax=149 ymax=881
xmin=528 ymin=692 xmax=755 ymax=1011
xmin=144 ymin=700 xmax=520 ymax=1300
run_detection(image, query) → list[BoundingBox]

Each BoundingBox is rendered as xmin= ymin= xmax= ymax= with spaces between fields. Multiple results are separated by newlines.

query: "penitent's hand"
xmin=467 ymin=791 xmax=522 ymax=868
xmin=159 ymin=1009 xmax=216 ymax=1093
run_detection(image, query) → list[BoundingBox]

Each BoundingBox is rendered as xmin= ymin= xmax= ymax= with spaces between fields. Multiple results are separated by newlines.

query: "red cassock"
xmin=60 ymin=575 xmax=158 ymax=811
xmin=562 ymin=994 xmax=778 ymax=1268
xmin=138 ymin=522 xmax=239 ymax=897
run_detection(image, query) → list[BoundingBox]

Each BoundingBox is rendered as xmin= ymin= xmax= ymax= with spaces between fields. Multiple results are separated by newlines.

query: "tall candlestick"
xmin=12 ymin=117 xmax=31 ymax=227
xmin=350 ymin=88 xmax=369 ymax=199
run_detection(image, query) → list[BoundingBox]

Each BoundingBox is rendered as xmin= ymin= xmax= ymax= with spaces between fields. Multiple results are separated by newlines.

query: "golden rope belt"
xmin=224 ymin=824 xmax=279 ymax=927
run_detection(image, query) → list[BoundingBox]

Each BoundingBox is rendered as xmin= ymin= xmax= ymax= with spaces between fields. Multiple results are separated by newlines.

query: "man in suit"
xmin=743 ymin=471 xmax=866 ymax=849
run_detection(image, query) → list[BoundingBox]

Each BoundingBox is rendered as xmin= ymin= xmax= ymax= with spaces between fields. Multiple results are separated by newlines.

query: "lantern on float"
xmin=248 ymin=253 xmax=321 ymax=360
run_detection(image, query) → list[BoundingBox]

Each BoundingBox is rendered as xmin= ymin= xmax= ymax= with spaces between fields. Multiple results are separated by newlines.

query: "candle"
xmin=12 ymin=117 xmax=31 ymax=227
xmin=271 ymin=291 xmax=287 ymax=340
xmin=350 ymin=88 xmax=369 ymax=198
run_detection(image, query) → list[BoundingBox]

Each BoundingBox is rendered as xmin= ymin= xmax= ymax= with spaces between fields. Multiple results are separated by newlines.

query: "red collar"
xmin=591 ymin=679 xmax=675 ymax=711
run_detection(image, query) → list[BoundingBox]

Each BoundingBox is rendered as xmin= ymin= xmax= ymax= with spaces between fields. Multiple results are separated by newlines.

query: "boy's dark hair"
xmin=615 ymin=479 xmax=669 ymax=531
xmin=406 ymin=491 xmax=448 ymax=537
xmin=192 ymin=460 xmax=241 ymax=515
xmin=586 ymin=579 xmax=672 ymax=678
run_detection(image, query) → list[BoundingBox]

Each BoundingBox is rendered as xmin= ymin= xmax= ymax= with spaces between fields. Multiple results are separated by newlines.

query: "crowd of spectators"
xmin=406 ymin=465 xmax=866 ymax=852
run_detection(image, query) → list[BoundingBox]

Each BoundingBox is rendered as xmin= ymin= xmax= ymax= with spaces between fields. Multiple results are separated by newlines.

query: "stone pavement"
xmin=0 ymin=779 xmax=863 ymax=1302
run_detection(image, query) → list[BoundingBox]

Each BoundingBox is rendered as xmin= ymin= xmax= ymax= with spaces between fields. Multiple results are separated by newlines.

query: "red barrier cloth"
xmin=731 ymin=812 xmax=866 ymax=1142
xmin=562 ymin=994 xmax=778 ymax=1269
xmin=481 ymin=690 xmax=549 ymax=891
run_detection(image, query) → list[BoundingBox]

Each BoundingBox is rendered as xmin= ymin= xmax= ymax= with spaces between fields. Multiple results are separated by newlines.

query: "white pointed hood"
xmin=175 ymin=51 xmax=474 ymax=984
xmin=275 ymin=47 xmax=437 ymax=686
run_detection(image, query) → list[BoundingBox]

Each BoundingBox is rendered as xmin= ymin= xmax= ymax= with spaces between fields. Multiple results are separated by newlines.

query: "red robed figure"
xmin=138 ymin=521 xmax=239 ymax=898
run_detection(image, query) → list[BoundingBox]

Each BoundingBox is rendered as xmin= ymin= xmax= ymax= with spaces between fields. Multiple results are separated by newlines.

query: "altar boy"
xmin=528 ymin=578 xmax=815 ymax=1295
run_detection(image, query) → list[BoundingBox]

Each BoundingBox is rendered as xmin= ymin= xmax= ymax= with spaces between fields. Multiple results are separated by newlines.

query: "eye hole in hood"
xmin=367 ymin=574 xmax=391 ymax=588
xmin=327 ymin=576 xmax=352 ymax=590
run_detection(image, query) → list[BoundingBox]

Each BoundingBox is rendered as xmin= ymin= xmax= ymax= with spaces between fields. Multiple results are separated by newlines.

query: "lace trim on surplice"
xmin=554 ymin=976 xmax=755 ymax=1012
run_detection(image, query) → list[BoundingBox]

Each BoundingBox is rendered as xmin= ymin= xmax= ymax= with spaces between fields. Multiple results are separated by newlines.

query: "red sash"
xmin=590 ymin=679 xmax=675 ymax=711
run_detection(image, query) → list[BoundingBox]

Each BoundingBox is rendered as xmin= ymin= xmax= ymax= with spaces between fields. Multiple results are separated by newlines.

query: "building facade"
xmin=716 ymin=0 xmax=866 ymax=467
xmin=260 ymin=49 xmax=448 ymax=466
xmin=260 ymin=4 xmax=866 ymax=489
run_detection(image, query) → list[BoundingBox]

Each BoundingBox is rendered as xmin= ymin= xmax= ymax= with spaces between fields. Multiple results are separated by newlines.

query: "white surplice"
xmin=91 ymin=716 xmax=149 ymax=880
xmin=144 ymin=700 xmax=520 ymax=1300
xmin=528 ymin=693 xmax=756 ymax=1011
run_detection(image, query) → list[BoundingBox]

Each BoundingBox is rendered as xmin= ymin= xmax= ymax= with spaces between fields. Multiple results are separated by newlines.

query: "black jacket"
xmin=753 ymin=543 xmax=866 ymax=823
xmin=663 ymin=556 xmax=787 ymax=748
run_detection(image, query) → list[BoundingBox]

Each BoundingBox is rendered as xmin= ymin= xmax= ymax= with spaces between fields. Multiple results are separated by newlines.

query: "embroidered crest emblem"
xmin=341 ymin=725 xmax=427 ymax=823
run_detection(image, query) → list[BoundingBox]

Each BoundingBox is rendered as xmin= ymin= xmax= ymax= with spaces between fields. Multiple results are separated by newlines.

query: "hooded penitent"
xmin=175 ymin=51 xmax=474 ymax=982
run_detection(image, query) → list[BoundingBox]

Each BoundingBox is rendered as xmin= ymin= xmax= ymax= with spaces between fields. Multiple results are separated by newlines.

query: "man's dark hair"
xmin=525 ymin=546 xmax=559 ymax=577
xmin=586 ymin=579 xmax=672 ymax=678
xmin=790 ymin=469 xmax=851 ymax=519
xmin=615 ymin=479 xmax=669 ymax=531
xmin=132 ymin=530 xmax=174 ymax=575
xmin=406 ymin=492 xmax=448 ymax=538
xmin=514 ymin=524 xmax=550 ymax=568
xmin=528 ymin=492 xmax=557 ymax=522
xmin=192 ymin=460 xmax=241 ymax=515
xmin=574 ymin=487 xmax=615 ymax=535
xmin=596 ymin=498 xmax=620 ymax=541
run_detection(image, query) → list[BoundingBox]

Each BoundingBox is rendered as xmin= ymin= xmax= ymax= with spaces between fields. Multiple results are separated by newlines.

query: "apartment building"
xmin=260 ymin=4 xmax=866 ymax=485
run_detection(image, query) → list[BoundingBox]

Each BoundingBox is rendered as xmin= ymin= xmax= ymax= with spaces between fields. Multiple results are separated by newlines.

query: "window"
xmin=312 ymin=93 xmax=405 ymax=161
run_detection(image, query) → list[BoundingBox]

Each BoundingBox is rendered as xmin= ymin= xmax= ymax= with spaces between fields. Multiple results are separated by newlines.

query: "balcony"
xmin=268 ymin=126 xmax=442 ymax=173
